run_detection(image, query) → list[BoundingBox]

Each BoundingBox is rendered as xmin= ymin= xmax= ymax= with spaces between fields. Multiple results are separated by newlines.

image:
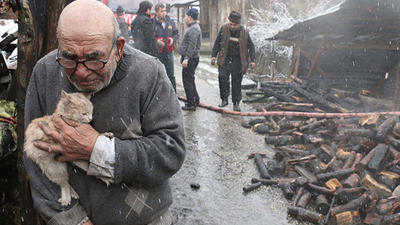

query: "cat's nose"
xmin=89 ymin=115 xmax=93 ymax=122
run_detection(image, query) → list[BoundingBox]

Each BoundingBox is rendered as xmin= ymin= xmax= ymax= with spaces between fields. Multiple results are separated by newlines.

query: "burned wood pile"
xmin=242 ymin=76 xmax=393 ymax=113
xmin=243 ymin=114 xmax=400 ymax=225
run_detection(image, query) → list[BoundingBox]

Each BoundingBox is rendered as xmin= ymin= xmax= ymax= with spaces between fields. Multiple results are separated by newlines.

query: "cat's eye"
xmin=82 ymin=113 xmax=87 ymax=116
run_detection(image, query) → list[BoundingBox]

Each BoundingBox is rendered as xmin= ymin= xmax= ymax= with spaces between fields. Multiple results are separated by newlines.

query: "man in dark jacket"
xmin=211 ymin=11 xmax=256 ymax=112
xmin=153 ymin=4 xmax=179 ymax=92
xmin=131 ymin=1 xmax=158 ymax=57
xmin=116 ymin=5 xmax=130 ymax=45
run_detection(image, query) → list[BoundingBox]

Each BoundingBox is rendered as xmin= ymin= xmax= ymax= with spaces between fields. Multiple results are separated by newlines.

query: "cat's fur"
xmin=24 ymin=90 xmax=96 ymax=206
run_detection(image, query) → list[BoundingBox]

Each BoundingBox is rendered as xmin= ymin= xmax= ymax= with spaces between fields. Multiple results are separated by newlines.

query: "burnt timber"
xmin=268 ymin=0 xmax=400 ymax=110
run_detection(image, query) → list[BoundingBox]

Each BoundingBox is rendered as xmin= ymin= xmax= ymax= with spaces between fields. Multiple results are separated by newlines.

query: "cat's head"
xmin=55 ymin=90 xmax=93 ymax=123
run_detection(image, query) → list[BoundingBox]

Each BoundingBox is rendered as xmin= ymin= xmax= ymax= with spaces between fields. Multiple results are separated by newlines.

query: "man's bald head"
xmin=57 ymin=0 xmax=120 ymax=43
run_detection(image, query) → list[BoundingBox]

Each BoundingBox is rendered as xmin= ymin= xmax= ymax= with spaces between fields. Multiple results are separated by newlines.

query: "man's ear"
xmin=115 ymin=37 xmax=125 ymax=62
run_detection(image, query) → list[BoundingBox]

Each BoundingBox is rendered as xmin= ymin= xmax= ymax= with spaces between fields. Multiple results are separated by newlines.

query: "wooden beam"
xmin=277 ymin=39 xmax=400 ymax=51
xmin=307 ymin=30 xmax=330 ymax=78
xmin=289 ymin=47 xmax=300 ymax=76
xmin=393 ymin=59 xmax=400 ymax=111
xmin=369 ymin=64 xmax=399 ymax=93
xmin=301 ymin=50 xmax=329 ymax=79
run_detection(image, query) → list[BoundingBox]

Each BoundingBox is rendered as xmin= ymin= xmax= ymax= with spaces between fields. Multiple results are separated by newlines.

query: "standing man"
xmin=131 ymin=1 xmax=158 ymax=57
xmin=116 ymin=5 xmax=131 ymax=45
xmin=179 ymin=8 xmax=202 ymax=111
xmin=153 ymin=4 xmax=179 ymax=92
xmin=23 ymin=0 xmax=185 ymax=224
xmin=211 ymin=11 xmax=256 ymax=112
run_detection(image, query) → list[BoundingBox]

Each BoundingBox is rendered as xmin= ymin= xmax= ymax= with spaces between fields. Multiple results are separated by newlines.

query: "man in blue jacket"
xmin=153 ymin=4 xmax=179 ymax=92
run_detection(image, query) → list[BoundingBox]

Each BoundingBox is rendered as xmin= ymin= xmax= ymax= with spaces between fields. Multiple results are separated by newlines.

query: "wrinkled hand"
xmin=249 ymin=62 xmax=256 ymax=69
xmin=157 ymin=39 xmax=165 ymax=47
xmin=182 ymin=60 xmax=188 ymax=68
xmin=33 ymin=115 xmax=99 ymax=162
xmin=168 ymin=37 xmax=174 ymax=46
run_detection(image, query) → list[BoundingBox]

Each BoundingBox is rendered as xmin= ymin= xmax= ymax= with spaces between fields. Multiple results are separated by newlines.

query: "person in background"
xmin=23 ymin=0 xmax=185 ymax=224
xmin=131 ymin=1 xmax=158 ymax=57
xmin=116 ymin=5 xmax=131 ymax=45
xmin=179 ymin=8 xmax=202 ymax=111
xmin=152 ymin=3 xmax=179 ymax=92
xmin=211 ymin=11 xmax=256 ymax=112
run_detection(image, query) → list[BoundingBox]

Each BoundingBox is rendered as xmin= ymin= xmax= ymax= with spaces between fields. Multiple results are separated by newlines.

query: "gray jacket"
xmin=178 ymin=21 xmax=202 ymax=61
xmin=24 ymin=45 xmax=185 ymax=225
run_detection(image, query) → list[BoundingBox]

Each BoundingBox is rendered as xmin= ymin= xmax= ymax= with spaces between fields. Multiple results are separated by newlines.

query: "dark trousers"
xmin=218 ymin=59 xmax=242 ymax=103
xmin=182 ymin=57 xmax=199 ymax=106
xmin=158 ymin=51 xmax=176 ymax=92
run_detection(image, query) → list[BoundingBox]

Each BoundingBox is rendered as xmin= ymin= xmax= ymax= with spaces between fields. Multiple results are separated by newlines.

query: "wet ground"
xmin=169 ymin=54 xmax=308 ymax=225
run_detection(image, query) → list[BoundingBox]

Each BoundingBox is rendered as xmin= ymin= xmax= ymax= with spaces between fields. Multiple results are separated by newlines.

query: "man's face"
xmin=146 ymin=7 xmax=152 ymax=15
xmin=229 ymin=21 xmax=240 ymax=31
xmin=58 ymin=37 xmax=119 ymax=93
xmin=184 ymin=14 xmax=190 ymax=24
xmin=156 ymin=7 xmax=166 ymax=20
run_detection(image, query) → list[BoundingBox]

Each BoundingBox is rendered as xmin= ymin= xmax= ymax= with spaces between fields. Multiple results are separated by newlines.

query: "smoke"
xmin=249 ymin=0 xmax=341 ymax=59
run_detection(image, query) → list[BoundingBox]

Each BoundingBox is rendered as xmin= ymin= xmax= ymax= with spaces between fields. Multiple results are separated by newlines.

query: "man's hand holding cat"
xmin=34 ymin=115 xmax=100 ymax=162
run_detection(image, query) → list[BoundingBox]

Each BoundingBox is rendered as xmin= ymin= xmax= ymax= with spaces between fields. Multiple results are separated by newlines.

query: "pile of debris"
xmin=242 ymin=75 xmax=394 ymax=114
xmin=241 ymin=78 xmax=400 ymax=224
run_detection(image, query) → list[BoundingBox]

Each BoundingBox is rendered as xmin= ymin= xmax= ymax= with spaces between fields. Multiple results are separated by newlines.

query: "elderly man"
xmin=211 ymin=11 xmax=256 ymax=112
xmin=23 ymin=1 xmax=185 ymax=225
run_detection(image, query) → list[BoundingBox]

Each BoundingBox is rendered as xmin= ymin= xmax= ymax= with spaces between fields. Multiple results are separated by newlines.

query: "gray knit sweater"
xmin=24 ymin=45 xmax=186 ymax=225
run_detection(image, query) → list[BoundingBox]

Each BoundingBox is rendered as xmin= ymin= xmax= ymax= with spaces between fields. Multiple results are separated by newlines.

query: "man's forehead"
xmin=58 ymin=38 xmax=111 ymax=58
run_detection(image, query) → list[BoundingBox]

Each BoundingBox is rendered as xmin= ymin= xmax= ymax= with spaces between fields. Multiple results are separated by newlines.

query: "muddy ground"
xmin=169 ymin=53 xmax=310 ymax=225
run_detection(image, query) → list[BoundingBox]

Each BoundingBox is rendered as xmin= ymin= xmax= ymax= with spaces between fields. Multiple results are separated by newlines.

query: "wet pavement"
xmin=169 ymin=54 xmax=308 ymax=225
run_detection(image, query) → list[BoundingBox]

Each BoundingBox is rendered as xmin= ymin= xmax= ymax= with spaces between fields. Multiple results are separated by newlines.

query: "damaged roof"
xmin=270 ymin=0 xmax=400 ymax=101
xmin=271 ymin=0 xmax=400 ymax=49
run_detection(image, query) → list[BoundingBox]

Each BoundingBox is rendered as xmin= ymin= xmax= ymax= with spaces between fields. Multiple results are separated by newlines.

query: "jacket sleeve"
xmin=24 ymin=64 xmax=88 ymax=225
xmin=211 ymin=27 xmax=223 ymax=58
xmin=143 ymin=18 xmax=159 ymax=57
xmin=171 ymin=20 xmax=179 ymax=43
xmin=247 ymin=33 xmax=256 ymax=63
xmin=113 ymin=62 xmax=186 ymax=186
xmin=183 ymin=28 xmax=201 ymax=61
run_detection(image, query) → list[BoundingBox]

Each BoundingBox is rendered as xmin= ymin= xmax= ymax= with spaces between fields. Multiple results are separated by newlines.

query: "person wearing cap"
xmin=152 ymin=3 xmax=179 ymax=92
xmin=116 ymin=5 xmax=131 ymax=45
xmin=179 ymin=8 xmax=202 ymax=111
xmin=211 ymin=11 xmax=256 ymax=112
xmin=23 ymin=0 xmax=185 ymax=224
xmin=131 ymin=1 xmax=158 ymax=57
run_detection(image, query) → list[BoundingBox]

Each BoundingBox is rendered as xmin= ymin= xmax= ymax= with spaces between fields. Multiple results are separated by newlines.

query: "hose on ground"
xmin=178 ymin=96 xmax=400 ymax=118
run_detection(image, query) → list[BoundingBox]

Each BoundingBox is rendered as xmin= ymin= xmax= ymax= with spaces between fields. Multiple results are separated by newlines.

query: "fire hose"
xmin=178 ymin=96 xmax=400 ymax=118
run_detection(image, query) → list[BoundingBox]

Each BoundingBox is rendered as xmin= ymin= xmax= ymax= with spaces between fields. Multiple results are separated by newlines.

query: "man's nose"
xmin=75 ymin=63 xmax=92 ymax=78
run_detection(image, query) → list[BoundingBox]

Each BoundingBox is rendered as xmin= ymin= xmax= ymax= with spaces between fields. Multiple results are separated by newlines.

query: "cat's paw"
xmin=101 ymin=132 xmax=114 ymax=139
xmin=70 ymin=187 xmax=79 ymax=199
xmin=59 ymin=196 xmax=71 ymax=206
xmin=100 ymin=177 xmax=114 ymax=186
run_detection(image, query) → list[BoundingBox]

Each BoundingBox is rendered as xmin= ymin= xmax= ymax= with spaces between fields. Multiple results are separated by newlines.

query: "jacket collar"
xmin=137 ymin=12 xmax=151 ymax=18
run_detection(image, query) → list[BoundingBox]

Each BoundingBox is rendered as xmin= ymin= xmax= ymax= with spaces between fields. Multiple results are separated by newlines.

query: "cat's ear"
xmin=61 ymin=90 xmax=74 ymax=102
xmin=61 ymin=90 xmax=68 ymax=98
